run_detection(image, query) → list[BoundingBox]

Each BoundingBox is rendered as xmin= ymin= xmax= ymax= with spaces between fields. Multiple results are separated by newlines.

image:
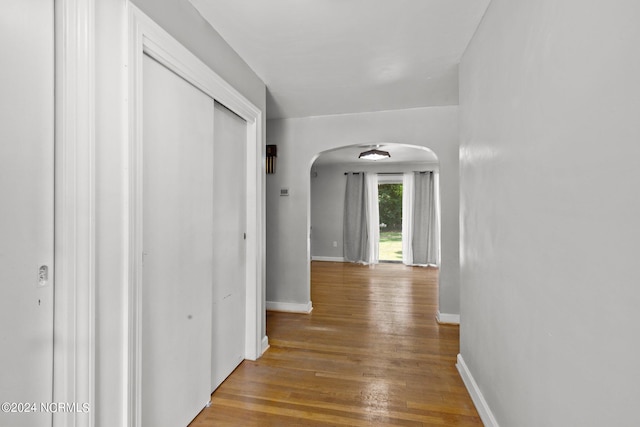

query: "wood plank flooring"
xmin=190 ymin=261 xmax=481 ymax=426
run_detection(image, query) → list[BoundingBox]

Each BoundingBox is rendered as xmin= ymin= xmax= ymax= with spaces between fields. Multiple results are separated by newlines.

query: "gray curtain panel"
xmin=412 ymin=171 xmax=437 ymax=265
xmin=343 ymin=172 xmax=369 ymax=263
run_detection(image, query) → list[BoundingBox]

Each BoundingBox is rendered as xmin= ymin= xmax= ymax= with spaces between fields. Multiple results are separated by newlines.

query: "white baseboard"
xmin=261 ymin=336 xmax=270 ymax=355
xmin=436 ymin=311 xmax=460 ymax=325
xmin=266 ymin=300 xmax=313 ymax=314
xmin=456 ymin=354 xmax=499 ymax=427
xmin=311 ymin=256 xmax=345 ymax=262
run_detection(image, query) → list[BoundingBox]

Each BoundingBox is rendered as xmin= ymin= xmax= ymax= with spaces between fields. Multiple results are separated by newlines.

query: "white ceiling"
xmin=312 ymin=143 xmax=438 ymax=167
xmin=190 ymin=0 xmax=490 ymax=119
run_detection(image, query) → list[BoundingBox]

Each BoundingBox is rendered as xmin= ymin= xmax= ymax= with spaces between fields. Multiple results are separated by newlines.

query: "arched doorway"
xmin=308 ymin=142 xmax=442 ymax=305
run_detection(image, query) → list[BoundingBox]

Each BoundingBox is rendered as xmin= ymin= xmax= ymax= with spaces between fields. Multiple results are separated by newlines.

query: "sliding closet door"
xmin=211 ymin=102 xmax=247 ymax=390
xmin=142 ymin=54 xmax=213 ymax=427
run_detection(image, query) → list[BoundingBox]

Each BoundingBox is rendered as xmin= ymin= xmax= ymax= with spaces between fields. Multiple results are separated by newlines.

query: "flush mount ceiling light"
xmin=358 ymin=148 xmax=391 ymax=161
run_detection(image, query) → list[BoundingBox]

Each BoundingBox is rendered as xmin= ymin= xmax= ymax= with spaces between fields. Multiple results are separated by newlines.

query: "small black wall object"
xmin=266 ymin=144 xmax=277 ymax=174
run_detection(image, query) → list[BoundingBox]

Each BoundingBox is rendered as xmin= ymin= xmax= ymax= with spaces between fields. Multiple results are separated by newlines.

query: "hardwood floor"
xmin=190 ymin=261 xmax=481 ymax=426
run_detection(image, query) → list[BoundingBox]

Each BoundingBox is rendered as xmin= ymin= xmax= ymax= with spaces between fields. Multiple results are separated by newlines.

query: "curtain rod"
xmin=344 ymin=171 xmax=433 ymax=175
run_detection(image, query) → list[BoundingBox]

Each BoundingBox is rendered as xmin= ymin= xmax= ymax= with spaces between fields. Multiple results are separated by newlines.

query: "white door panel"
xmin=0 ymin=1 xmax=54 ymax=426
xmin=211 ymin=293 xmax=244 ymax=387
xmin=211 ymin=102 xmax=247 ymax=390
xmin=142 ymin=54 xmax=213 ymax=427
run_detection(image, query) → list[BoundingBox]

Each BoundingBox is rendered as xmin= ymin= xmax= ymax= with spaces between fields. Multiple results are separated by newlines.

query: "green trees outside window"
xmin=378 ymin=183 xmax=402 ymax=261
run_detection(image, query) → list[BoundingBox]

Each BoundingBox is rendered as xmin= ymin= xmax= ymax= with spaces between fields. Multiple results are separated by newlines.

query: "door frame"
xmin=127 ymin=5 xmax=265 ymax=426
xmin=377 ymin=174 xmax=403 ymax=263
xmin=54 ymin=0 xmax=96 ymax=426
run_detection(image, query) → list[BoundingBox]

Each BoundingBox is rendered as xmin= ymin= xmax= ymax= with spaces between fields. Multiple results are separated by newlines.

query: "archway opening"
xmin=308 ymin=142 xmax=441 ymax=304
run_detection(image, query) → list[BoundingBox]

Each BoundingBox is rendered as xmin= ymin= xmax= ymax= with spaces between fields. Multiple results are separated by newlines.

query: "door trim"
xmin=127 ymin=5 xmax=265 ymax=426
xmin=54 ymin=0 xmax=96 ymax=426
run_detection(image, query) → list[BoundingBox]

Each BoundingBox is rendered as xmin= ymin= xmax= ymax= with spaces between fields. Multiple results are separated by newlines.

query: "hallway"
xmin=191 ymin=262 xmax=480 ymax=426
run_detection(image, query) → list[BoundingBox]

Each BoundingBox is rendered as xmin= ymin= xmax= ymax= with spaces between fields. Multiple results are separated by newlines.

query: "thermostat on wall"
xmin=280 ymin=188 xmax=289 ymax=196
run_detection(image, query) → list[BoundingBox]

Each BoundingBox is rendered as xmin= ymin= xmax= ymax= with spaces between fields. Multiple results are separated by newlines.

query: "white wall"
xmin=310 ymin=162 xmax=437 ymax=260
xmin=93 ymin=1 xmax=266 ymax=425
xmin=266 ymin=106 xmax=459 ymax=314
xmin=94 ymin=2 xmax=128 ymax=425
xmin=310 ymin=164 xmax=346 ymax=260
xmin=459 ymin=0 xmax=640 ymax=425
